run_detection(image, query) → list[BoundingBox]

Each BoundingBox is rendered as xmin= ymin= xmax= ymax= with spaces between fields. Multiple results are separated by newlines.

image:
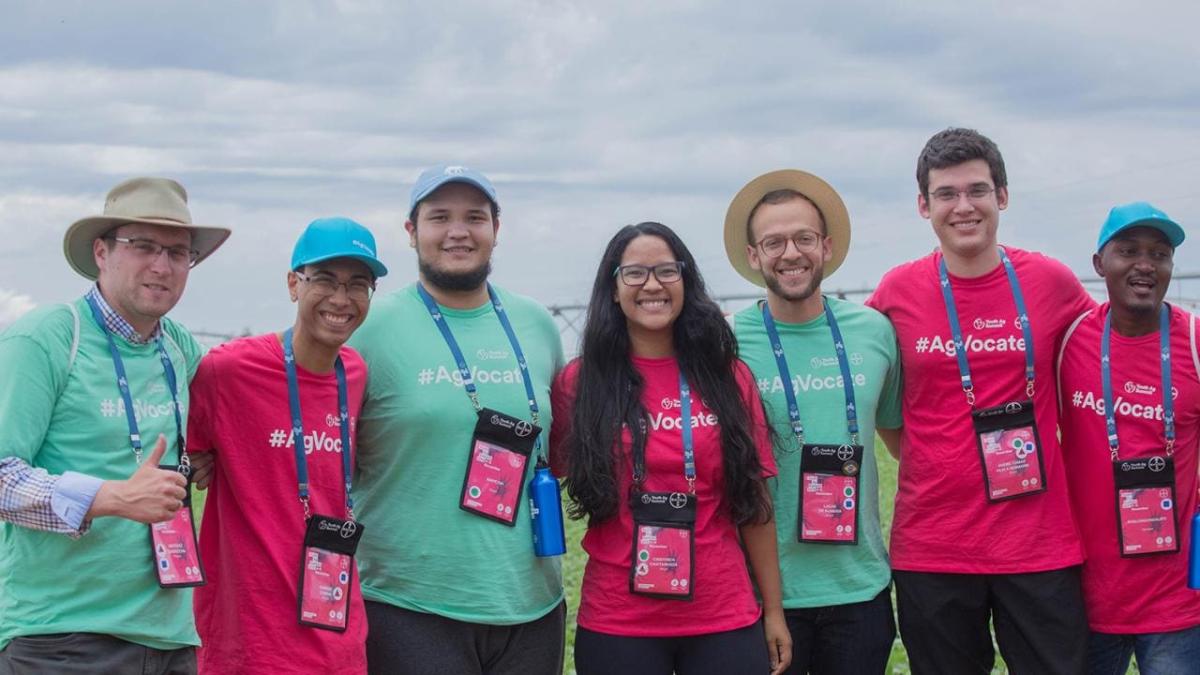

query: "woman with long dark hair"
xmin=550 ymin=222 xmax=791 ymax=675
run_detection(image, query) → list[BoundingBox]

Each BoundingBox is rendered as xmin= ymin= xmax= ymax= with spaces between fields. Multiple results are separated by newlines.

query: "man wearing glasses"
xmin=866 ymin=129 xmax=1095 ymax=674
xmin=0 ymin=177 xmax=229 ymax=673
xmin=724 ymin=170 xmax=903 ymax=674
xmin=348 ymin=165 xmax=566 ymax=674
xmin=186 ymin=217 xmax=386 ymax=674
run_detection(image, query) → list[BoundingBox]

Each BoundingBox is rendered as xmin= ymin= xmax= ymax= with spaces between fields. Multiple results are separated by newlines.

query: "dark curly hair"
xmin=563 ymin=222 xmax=771 ymax=526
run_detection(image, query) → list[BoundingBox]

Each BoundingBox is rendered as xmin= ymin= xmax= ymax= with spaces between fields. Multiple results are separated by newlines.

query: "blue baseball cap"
xmin=1097 ymin=201 xmax=1185 ymax=252
xmin=291 ymin=217 xmax=388 ymax=278
xmin=408 ymin=164 xmax=499 ymax=217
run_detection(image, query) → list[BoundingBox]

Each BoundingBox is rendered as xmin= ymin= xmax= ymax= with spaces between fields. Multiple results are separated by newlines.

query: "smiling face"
xmin=1094 ymin=226 xmax=1174 ymax=318
xmin=406 ymin=182 xmax=499 ymax=292
xmin=918 ymin=158 xmax=1008 ymax=261
xmin=93 ymin=222 xmax=193 ymax=334
xmin=288 ymin=258 xmax=374 ymax=351
xmin=614 ymin=234 xmax=685 ymax=347
xmin=746 ymin=196 xmax=831 ymax=304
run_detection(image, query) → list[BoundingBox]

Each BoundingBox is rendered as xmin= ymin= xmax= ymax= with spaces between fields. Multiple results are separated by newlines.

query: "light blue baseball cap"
xmin=409 ymin=164 xmax=499 ymax=216
xmin=291 ymin=217 xmax=388 ymax=278
xmin=1097 ymin=201 xmax=1185 ymax=252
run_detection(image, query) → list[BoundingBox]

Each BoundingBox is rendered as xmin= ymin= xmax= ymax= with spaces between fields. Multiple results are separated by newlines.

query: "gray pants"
xmin=0 ymin=633 xmax=195 ymax=675
xmin=365 ymin=600 xmax=566 ymax=675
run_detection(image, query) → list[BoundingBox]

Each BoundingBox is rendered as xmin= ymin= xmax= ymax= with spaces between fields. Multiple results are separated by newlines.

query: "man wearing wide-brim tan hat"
xmin=724 ymin=169 xmax=904 ymax=675
xmin=0 ymin=176 xmax=229 ymax=674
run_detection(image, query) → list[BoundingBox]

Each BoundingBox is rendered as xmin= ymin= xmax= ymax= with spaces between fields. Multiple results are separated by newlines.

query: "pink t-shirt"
xmin=867 ymin=247 xmax=1095 ymax=573
xmin=1058 ymin=303 xmax=1200 ymax=633
xmin=550 ymin=357 xmax=776 ymax=637
xmin=188 ymin=334 xmax=367 ymax=674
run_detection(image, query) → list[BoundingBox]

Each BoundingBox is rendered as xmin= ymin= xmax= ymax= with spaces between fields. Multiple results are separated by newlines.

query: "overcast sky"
xmin=1 ymin=0 xmax=1197 ymax=340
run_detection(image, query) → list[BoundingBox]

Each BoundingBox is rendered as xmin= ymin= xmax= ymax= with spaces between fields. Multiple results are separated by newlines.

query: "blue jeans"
xmin=784 ymin=587 xmax=896 ymax=675
xmin=1087 ymin=624 xmax=1200 ymax=675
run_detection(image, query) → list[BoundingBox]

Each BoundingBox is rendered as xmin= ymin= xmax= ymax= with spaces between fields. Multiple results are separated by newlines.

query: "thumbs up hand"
xmin=86 ymin=435 xmax=189 ymax=524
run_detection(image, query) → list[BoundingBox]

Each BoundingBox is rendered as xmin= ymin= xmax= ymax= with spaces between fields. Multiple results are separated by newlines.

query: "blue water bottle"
xmin=1189 ymin=511 xmax=1200 ymax=590
xmin=529 ymin=460 xmax=566 ymax=557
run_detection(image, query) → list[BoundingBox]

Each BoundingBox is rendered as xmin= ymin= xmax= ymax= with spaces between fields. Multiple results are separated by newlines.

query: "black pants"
xmin=894 ymin=567 xmax=1088 ymax=675
xmin=0 ymin=633 xmax=195 ymax=675
xmin=573 ymin=619 xmax=770 ymax=675
xmin=784 ymin=587 xmax=896 ymax=675
xmin=365 ymin=600 xmax=565 ymax=675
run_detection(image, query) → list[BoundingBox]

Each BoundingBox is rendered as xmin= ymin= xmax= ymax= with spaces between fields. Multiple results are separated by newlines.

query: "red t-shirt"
xmin=867 ymin=247 xmax=1095 ymax=573
xmin=188 ymin=334 xmax=367 ymax=674
xmin=1058 ymin=303 xmax=1200 ymax=633
xmin=549 ymin=356 xmax=776 ymax=637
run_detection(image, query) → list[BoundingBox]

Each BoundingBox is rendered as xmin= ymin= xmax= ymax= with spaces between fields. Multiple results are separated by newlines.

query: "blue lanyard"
xmin=760 ymin=299 xmax=860 ymax=445
xmin=415 ymin=283 xmax=542 ymax=453
xmin=282 ymin=328 xmax=354 ymax=520
xmin=938 ymin=247 xmax=1035 ymax=407
xmin=84 ymin=295 xmax=185 ymax=468
xmin=633 ymin=371 xmax=698 ymax=494
xmin=1100 ymin=305 xmax=1174 ymax=460
xmin=678 ymin=372 xmax=697 ymax=493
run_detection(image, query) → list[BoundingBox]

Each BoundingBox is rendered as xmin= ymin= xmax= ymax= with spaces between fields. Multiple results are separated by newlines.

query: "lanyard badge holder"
xmin=630 ymin=372 xmax=698 ymax=600
xmin=460 ymin=408 xmax=540 ymax=525
xmin=284 ymin=329 xmax=363 ymax=632
xmin=940 ymin=251 xmax=1047 ymax=502
xmin=85 ymin=296 xmax=204 ymax=588
xmin=1103 ymin=308 xmax=1180 ymax=558
xmin=418 ymin=285 xmax=566 ymax=553
xmin=762 ymin=300 xmax=864 ymax=544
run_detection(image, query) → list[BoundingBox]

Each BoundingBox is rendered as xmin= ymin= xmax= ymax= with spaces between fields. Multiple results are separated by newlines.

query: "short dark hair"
xmin=916 ymin=128 xmax=1007 ymax=196
xmin=745 ymin=189 xmax=826 ymax=245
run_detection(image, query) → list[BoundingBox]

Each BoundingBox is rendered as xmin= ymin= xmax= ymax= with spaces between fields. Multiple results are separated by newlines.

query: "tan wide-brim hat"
xmin=723 ymin=169 xmax=851 ymax=287
xmin=63 ymin=177 xmax=232 ymax=280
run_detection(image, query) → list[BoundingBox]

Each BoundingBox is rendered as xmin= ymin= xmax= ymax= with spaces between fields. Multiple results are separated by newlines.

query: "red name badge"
xmin=460 ymin=440 xmax=528 ymax=525
xmin=979 ymin=426 xmax=1044 ymax=499
xmin=150 ymin=505 xmax=204 ymax=588
xmin=1118 ymin=487 xmax=1179 ymax=555
xmin=633 ymin=524 xmax=693 ymax=597
xmin=300 ymin=548 xmax=354 ymax=631
xmin=801 ymin=473 xmax=857 ymax=543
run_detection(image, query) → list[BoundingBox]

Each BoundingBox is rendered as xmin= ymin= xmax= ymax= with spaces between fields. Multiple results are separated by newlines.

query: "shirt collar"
xmin=85 ymin=286 xmax=161 ymax=345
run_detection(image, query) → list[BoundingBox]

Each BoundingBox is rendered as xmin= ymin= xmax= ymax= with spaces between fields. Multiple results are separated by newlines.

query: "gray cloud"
xmin=1 ymin=0 xmax=1198 ymax=336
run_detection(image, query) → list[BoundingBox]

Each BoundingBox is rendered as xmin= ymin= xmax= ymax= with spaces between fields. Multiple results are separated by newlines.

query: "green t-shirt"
xmin=0 ymin=297 xmax=202 ymax=650
xmin=734 ymin=296 xmax=902 ymax=608
xmin=348 ymin=284 xmax=565 ymax=624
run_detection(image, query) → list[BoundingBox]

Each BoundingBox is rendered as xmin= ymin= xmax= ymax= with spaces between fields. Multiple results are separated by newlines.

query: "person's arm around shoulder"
xmin=185 ymin=346 xmax=224 ymax=490
xmin=548 ymin=361 xmax=580 ymax=478
xmin=875 ymin=312 xmax=905 ymax=460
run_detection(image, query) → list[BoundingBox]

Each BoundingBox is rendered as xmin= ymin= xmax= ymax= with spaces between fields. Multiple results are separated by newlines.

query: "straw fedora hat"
xmin=63 ymin=177 xmax=231 ymax=280
xmin=723 ymin=169 xmax=851 ymax=287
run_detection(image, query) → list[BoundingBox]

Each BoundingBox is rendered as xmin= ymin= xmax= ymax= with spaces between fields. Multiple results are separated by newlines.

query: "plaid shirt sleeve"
xmin=0 ymin=456 xmax=93 ymax=538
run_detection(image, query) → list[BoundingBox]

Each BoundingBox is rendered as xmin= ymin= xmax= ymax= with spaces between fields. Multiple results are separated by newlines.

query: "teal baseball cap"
xmin=1097 ymin=201 xmax=1185 ymax=252
xmin=409 ymin=164 xmax=499 ymax=216
xmin=291 ymin=217 xmax=388 ymax=278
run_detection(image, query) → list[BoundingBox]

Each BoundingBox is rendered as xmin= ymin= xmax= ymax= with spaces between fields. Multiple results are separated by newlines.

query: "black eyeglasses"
xmin=613 ymin=261 xmax=685 ymax=286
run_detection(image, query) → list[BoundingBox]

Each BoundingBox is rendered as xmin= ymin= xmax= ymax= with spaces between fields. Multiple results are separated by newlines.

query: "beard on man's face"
xmin=762 ymin=266 xmax=823 ymax=303
xmin=419 ymin=258 xmax=492 ymax=292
